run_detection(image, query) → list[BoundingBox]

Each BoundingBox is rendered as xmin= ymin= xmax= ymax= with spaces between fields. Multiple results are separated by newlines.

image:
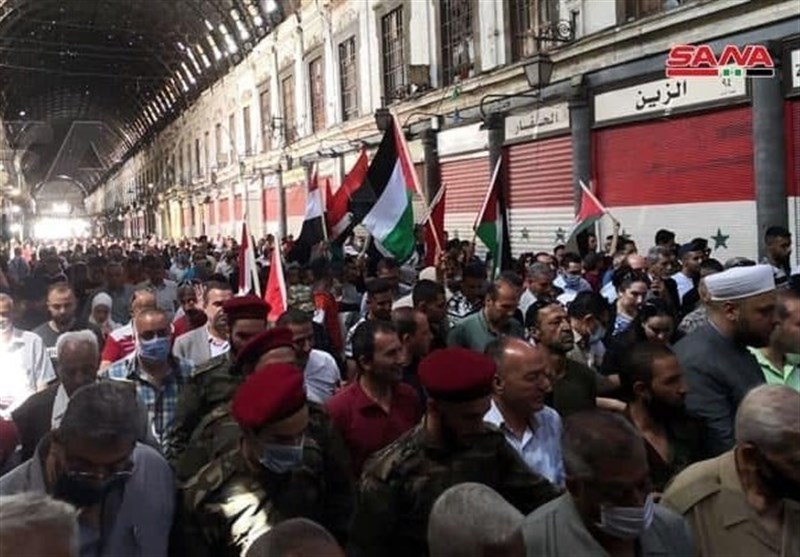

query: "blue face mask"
xmin=564 ymin=274 xmax=583 ymax=290
xmin=259 ymin=439 xmax=304 ymax=474
xmin=138 ymin=336 xmax=171 ymax=363
xmin=595 ymin=493 xmax=655 ymax=539
xmin=589 ymin=325 xmax=607 ymax=345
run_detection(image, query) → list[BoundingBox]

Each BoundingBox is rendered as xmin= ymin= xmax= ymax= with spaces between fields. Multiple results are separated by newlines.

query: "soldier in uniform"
xmin=166 ymin=295 xmax=269 ymax=465
xmin=349 ymin=347 xmax=561 ymax=557
xmin=180 ymin=363 xmax=353 ymax=556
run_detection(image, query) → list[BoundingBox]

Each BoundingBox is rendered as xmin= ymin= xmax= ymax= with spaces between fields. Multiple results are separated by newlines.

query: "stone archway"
xmin=33 ymin=176 xmax=87 ymax=217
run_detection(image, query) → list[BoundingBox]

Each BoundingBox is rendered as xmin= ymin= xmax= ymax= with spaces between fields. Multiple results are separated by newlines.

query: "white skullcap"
xmin=705 ymin=264 xmax=775 ymax=301
xmin=419 ymin=267 xmax=439 ymax=282
xmin=91 ymin=292 xmax=113 ymax=310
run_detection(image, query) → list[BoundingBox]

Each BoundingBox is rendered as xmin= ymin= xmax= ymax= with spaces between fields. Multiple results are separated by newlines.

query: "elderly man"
xmin=448 ymin=271 xmax=526 ymax=352
xmin=662 ymin=384 xmax=800 ymax=556
xmin=519 ymin=263 xmax=557 ymax=319
xmin=428 ymin=483 xmax=525 ymax=557
xmin=522 ymin=410 xmax=693 ymax=556
xmin=674 ymin=265 xmax=777 ymax=456
xmin=485 ymin=338 xmax=565 ymax=486
xmin=173 ymin=280 xmax=234 ymax=366
xmin=12 ymin=331 xmax=99 ymax=461
xmin=0 ymin=382 xmax=175 ymax=557
xmin=99 ymin=288 xmax=158 ymax=370
xmin=0 ymin=493 xmax=78 ymax=557
xmin=0 ymin=293 xmax=55 ymax=418
xmin=350 ymin=347 xmax=560 ymax=557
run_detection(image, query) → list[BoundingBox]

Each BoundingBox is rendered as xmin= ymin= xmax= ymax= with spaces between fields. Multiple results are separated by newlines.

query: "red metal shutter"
xmin=441 ymin=154 xmax=490 ymax=242
xmin=209 ymin=201 xmax=216 ymax=226
xmin=507 ymin=136 xmax=574 ymax=253
xmin=788 ymin=100 xmax=800 ymax=197
xmin=594 ymin=106 xmax=754 ymax=206
xmin=219 ymin=198 xmax=230 ymax=223
xmin=234 ymin=194 xmax=243 ymax=220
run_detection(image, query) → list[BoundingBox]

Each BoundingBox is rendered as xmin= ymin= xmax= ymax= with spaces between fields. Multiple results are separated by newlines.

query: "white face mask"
xmin=595 ymin=493 xmax=655 ymax=539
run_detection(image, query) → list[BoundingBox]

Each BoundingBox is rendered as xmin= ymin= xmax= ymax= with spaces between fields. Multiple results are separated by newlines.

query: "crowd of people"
xmin=0 ymin=223 xmax=797 ymax=557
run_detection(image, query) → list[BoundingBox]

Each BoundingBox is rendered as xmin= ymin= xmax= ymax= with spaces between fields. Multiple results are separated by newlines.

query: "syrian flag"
xmin=423 ymin=184 xmax=446 ymax=267
xmin=326 ymin=149 xmax=369 ymax=240
xmin=566 ymin=180 xmax=607 ymax=244
xmin=348 ymin=114 xmax=418 ymax=263
xmin=237 ymin=220 xmax=261 ymax=297
xmin=474 ymin=156 xmax=512 ymax=280
xmin=264 ymin=239 xmax=287 ymax=323
xmin=289 ymin=169 xmax=327 ymax=263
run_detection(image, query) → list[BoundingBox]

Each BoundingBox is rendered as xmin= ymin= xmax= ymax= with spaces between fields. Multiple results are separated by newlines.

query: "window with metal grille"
xmin=381 ymin=7 xmax=406 ymax=102
xmin=339 ymin=37 xmax=358 ymax=122
xmin=195 ymin=138 xmax=202 ymax=176
xmin=282 ymin=74 xmax=296 ymax=143
xmin=440 ymin=0 xmax=474 ymax=85
xmin=178 ymin=142 xmax=185 ymax=182
xmin=260 ymin=88 xmax=271 ymax=152
xmin=203 ymin=131 xmax=210 ymax=176
xmin=623 ymin=0 xmax=674 ymax=22
xmin=228 ymin=113 xmax=237 ymax=161
xmin=509 ymin=0 xmax=560 ymax=61
xmin=243 ymin=105 xmax=253 ymax=155
xmin=187 ymin=142 xmax=193 ymax=181
xmin=309 ymin=57 xmax=325 ymax=133
xmin=215 ymin=123 xmax=225 ymax=167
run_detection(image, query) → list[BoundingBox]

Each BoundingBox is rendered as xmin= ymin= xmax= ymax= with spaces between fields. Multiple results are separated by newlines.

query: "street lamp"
xmin=523 ymin=53 xmax=555 ymax=90
xmin=374 ymin=107 xmax=393 ymax=132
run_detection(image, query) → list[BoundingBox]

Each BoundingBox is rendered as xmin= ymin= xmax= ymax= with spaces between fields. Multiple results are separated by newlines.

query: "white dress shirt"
xmin=206 ymin=327 xmax=230 ymax=358
xmin=304 ymin=349 xmax=341 ymax=404
xmin=51 ymin=383 xmax=70 ymax=428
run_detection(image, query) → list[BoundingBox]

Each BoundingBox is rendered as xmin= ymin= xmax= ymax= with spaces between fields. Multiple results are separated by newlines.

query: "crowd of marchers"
xmin=0 ymin=223 xmax=797 ymax=557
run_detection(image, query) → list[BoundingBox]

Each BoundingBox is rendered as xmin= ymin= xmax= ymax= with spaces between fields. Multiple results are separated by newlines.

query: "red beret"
xmin=232 ymin=364 xmax=306 ymax=430
xmin=236 ymin=327 xmax=294 ymax=366
xmin=418 ymin=348 xmax=496 ymax=403
xmin=223 ymin=295 xmax=270 ymax=324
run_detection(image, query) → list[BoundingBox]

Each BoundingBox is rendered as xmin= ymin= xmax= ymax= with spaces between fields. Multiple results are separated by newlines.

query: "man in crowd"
xmin=102 ymin=308 xmax=194 ymax=451
xmin=310 ymin=257 xmax=344 ymax=356
xmin=345 ymin=278 xmax=394 ymax=379
xmin=566 ymin=291 xmax=609 ymax=372
xmin=86 ymin=261 xmax=134 ymax=325
xmin=763 ymin=226 xmax=793 ymax=288
xmin=619 ymin=342 xmax=706 ymax=491
xmin=553 ymin=253 xmax=592 ymax=305
xmin=166 ymin=295 xmax=269 ymax=463
xmin=412 ymin=279 xmax=448 ymax=350
xmin=522 ymin=410 xmax=693 ymax=555
xmin=392 ymin=307 xmax=433 ymax=402
xmin=663 ymin=384 xmax=799 ymax=556
xmin=427 ymin=483 xmax=525 ymax=557
xmin=485 ymin=337 xmax=565 ymax=486
xmin=99 ymin=288 xmax=157 ymax=370
xmin=0 ymin=382 xmax=175 ymax=557
xmin=0 ymin=293 xmax=55 ymax=418
xmin=526 ymin=301 xmax=597 ymax=417
xmin=678 ymin=259 xmax=724 ymax=336
xmin=276 ymin=308 xmax=341 ymax=404
xmin=33 ymin=284 xmax=102 ymax=365
xmin=447 ymin=261 xmax=487 ymax=325
xmin=674 ymin=265 xmax=776 ymax=456
xmin=172 ymin=283 xmax=203 ymax=337
xmin=655 ymin=228 xmax=677 ymax=254
xmin=173 ymin=280 xmax=233 ymax=366
xmin=671 ymin=241 xmax=704 ymax=308
xmin=350 ymin=347 xmax=560 ymax=557
xmin=138 ymin=254 xmax=179 ymax=320
xmin=180 ymin=363 xmax=353 ymax=555
xmin=0 ymin=493 xmax=78 ymax=557
xmin=325 ymin=320 xmax=420 ymax=475
xmin=12 ymin=331 xmax=99 ymax=460
xmin=519 ymin=262 xmax=558 ymax=319
xmin=448 ymin=271 xmax=526 ymax=352
xmin=748 ymin=288 xmax=800 ymax=391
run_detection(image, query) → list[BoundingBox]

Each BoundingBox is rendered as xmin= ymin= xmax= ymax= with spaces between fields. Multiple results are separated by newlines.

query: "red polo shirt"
xmin=325 ymin=379 xmax=421 ymax=475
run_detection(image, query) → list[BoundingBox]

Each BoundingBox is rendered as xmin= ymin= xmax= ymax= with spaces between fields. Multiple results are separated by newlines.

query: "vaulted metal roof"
xmin=0 ymin=0 xmax=290 ymax=197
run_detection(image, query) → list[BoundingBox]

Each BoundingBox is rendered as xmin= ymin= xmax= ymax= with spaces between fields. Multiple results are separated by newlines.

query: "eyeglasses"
xmin=138 ymin=328 xmax=170 ymax=341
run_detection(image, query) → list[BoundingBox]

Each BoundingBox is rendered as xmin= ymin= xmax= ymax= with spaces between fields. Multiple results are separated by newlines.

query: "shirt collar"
xmin=485 ymin=399 xmax=539 ymax=433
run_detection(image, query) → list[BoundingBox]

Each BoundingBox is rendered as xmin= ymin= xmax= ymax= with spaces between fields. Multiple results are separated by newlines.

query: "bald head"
xmin=131 ymin=289 xmax=157 ymax=317
xmin=626 ymin=254 xmax=647 ymax=271
xmin=486 ymin=337 xmax=552 ymax=414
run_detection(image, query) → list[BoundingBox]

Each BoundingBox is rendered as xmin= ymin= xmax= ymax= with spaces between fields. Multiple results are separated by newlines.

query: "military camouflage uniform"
xmin=165 ymin=352 xmax=241 ymax=465
xmin=349 ymin=422 xmax=561 ymax=557
xmin=180 ymin=429 xmax=351 ymax=557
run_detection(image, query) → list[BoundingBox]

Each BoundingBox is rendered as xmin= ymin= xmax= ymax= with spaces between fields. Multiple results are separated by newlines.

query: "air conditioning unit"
xmin=408 ymin=65 xmax=431 ymax=92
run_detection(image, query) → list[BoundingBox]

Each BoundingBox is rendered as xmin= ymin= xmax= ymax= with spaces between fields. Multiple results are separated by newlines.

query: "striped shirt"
xmin=102 ymin=353 xmax=194 ymax=452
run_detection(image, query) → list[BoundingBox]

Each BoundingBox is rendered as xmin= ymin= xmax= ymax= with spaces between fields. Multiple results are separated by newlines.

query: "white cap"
xmin=705 ymin=264 xmax=775 ymax=301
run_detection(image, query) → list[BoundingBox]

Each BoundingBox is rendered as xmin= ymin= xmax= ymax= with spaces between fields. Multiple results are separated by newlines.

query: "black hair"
xmin=700 ymin=258 xmax=724 ymax=274
xmin=618 ymin=341 xmax=677 ymax=401
xmin=561 ymin=252 xmax=582 ymax=267
xmin=366 ymin=277 xmax=393 ymax=298
xmin=352 ymin=320 xmax=397 ymax=364
xmin=765 ymin=226 xmax=791 ymax=242
xmin=611 ymin=266 xmax=650 ymax=292
xmin=58 ymin=382 xmax=139 ymax=446
xmin=412 ymin=279 xmax=444 ymax=307
xmin=462 ymin=262 xmax=487 ymax=281
xmin=525 ymin=299 xmax=560 ymax=329
xmin=391 ymin=307 xmax=418 ymax=340
xmin=376 ymin=258 xmax=400 ymax=273
xmin=203 ymin=280 xmax=233 ymax=303
xmin=276 ymin=308 xmax=312 ymax=327
xmin=567 ymin=291 xmax=610 ymax=319
xmin=654 ymin=229 xmax=676 ymax=245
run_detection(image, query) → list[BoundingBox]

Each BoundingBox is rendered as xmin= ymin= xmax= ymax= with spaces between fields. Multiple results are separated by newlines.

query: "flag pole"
xmin=422 ymin=182 xmax=446 ymax=256
xmin=579 ymin=179 xmax=618 ymax=224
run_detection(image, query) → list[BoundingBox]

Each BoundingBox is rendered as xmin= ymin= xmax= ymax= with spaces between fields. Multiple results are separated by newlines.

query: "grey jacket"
xmin=172 ymin=326 xmax=213 ymax=367
xmin=0 ymin=441 xmax=175 ymax=557
xmin=522 ymin=493 xmax=694 ymax=557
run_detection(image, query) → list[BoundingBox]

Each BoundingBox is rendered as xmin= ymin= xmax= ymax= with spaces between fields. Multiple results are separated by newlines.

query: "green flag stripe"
xmin=381 ymin=198 xmax=416 ymax=262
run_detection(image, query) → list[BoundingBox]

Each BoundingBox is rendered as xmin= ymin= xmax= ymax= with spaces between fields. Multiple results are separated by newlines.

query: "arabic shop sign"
xmin=791 ymin=49 xmax=800 ymax=91
xmin=505 ymin=102 xmax=570 ymax=142
xmin=593 ymin=75 xmax=747 ymax=126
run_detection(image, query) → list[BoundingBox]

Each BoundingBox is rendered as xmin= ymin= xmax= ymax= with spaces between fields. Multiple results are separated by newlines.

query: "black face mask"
xmin=756 ymin=451 xmax=800 ymax=503
xmin=52 ymin=472 xmax=130 ymax=508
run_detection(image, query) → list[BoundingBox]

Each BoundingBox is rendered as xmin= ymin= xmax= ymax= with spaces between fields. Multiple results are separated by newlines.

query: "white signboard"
xmin=437 ymin=123 xmax=488 ymax=157
xmin=594 ymin=75 xmax=747 ymax=125
xmin=505 ymin=102 xmax=570 ymax=142
xmin=792 ymin=49 xmax=800 ymax=90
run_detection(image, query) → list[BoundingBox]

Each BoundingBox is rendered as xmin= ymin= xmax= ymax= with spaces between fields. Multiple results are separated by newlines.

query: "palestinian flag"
xmin=349 ymin=114 xmax=417 ymax=263
xmin=326 ymin=149 xmax=369 ymax=240
xmin=289 ymin=169 xmax=326 ymax=263
xmin=474 ymin=156 xmax=512 ymax=279
xmin=237 ymin=220 xmax=261 ymax=297
xmin=566 ymin=180 xmax=606 ymax=244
